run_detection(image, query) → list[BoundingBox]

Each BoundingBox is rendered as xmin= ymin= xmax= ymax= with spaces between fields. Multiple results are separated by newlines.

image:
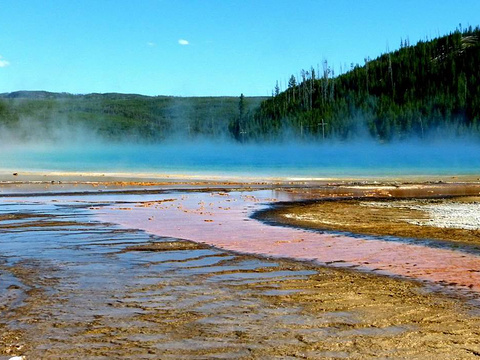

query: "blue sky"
xmin=0 ymin=0 xmax=479 ymax=96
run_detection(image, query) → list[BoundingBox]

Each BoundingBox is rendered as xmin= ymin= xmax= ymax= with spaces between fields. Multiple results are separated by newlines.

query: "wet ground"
xmin=2 ymin=184 xmax=480 ymax=358
xmin=101 ymin=189 xmax=480 ymax=297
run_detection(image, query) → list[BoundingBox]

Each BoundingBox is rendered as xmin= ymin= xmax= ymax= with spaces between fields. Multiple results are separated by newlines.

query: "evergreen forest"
xmin=0 ymin=92 xmax=265 ymax=142
xmin=230 ymin=26 xmax=480 ymax=141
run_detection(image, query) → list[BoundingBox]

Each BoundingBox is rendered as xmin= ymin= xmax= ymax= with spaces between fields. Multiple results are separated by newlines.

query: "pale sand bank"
xmin=1 ymin=169 xmax=480 ymax=184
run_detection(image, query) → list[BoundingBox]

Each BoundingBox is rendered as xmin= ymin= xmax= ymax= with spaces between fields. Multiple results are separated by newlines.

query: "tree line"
xmin=230 ymin=25 xmax=480 ymax=141
xmin=0 ymin=93 xmax=266 ymax=142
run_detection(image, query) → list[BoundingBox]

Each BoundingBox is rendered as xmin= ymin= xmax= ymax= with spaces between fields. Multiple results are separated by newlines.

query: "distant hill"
xmin=232 ymin=26 xmax=480 ymax=141
xmin=0 ymin=92 xmax=266 ymax=142
xmin=0 ymin=91 xmax=76 ymax=99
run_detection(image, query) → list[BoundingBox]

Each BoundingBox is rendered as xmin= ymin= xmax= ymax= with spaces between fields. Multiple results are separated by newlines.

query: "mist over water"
xmin=1 ymin=93 xmax=479 ymax=178
xmin=2 ymin=137 xmax=480 ymax=178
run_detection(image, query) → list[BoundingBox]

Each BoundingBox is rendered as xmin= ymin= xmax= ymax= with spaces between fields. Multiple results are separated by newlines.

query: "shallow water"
xmin=3 ymin=190 xmax=480 ymax=358
xmin=0 ymin=196 xmax=326 ymax=358
xmin=99 ymin=190 xmax=480 ymax=301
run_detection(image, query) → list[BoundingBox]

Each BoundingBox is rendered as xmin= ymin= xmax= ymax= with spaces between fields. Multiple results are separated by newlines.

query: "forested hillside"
xmin=0 ymin=92 xmax=265 ymax=142
xmin=2 ymin=27 xmax=479 ymax=144
xmin=231 ymin=26 xmax=480 ymax=141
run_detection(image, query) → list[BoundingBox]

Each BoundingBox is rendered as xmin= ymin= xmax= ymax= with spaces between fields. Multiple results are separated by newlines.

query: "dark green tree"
xmin=233 ymin=26 xmax=480 ymax=142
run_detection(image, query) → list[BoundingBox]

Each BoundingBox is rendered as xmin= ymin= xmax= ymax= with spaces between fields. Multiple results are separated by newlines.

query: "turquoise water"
xmin=2 ymin=141 xmax=480 ymax=178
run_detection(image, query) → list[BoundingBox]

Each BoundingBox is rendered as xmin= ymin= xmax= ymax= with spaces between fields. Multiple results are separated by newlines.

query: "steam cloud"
xmin=1 ymin=101 xmax=479 ymax=178
xmin=1 ymin=132 xmax=480 ymax=178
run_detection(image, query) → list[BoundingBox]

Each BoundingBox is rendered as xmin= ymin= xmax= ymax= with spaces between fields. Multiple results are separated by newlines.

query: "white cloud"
xmin=147 ymin=42 xmax=156 ymax=47
xmin=0 ymin=56 xmax=10 ymax=68
xmin=178 ymin=39 xmax=189 ymax=46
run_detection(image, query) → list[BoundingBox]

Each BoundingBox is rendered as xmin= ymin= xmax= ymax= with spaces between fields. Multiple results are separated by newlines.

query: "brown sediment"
xmin=0 ymin=260 xmax=61 ymax=356
xmin=123 ymin=240 xmax=211 ymax=252
xmin=4 ymin=181 xmax=480 ymax=358
xmin=3 ymin=241 xmax=480 ymax=359
xmin=0 ymin=213 xmax=45 ymax=221
xmin=1 ymin=170 xmax=480 ymax=196
xmin=279 ymin=181 xmax=480 ymax=200
xmin=0 ymin=220 xmax=91 ymax=229
xmin=264 ymin=196 xmax=480 ymax=246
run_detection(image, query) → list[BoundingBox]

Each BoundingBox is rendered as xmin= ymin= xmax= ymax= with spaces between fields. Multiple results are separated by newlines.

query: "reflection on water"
xmin=100 ymin=190 xmax=480 ymax=301
xmin=3 ymin=192 xmax=480 ymax=358
xmin=0 ymin=198 xmax=323 ymax=358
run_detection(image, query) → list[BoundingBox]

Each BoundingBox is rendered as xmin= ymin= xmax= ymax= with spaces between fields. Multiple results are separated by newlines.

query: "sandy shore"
xmin=1 ymin=169 xmax=480 ymax=188
xmin=2 ymin=177 xmax=480 ymax=358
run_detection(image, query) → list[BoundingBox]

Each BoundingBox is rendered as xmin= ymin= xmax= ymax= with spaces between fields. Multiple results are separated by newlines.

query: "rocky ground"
xmin=2 ymin=181 xmax=480 ymax=359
